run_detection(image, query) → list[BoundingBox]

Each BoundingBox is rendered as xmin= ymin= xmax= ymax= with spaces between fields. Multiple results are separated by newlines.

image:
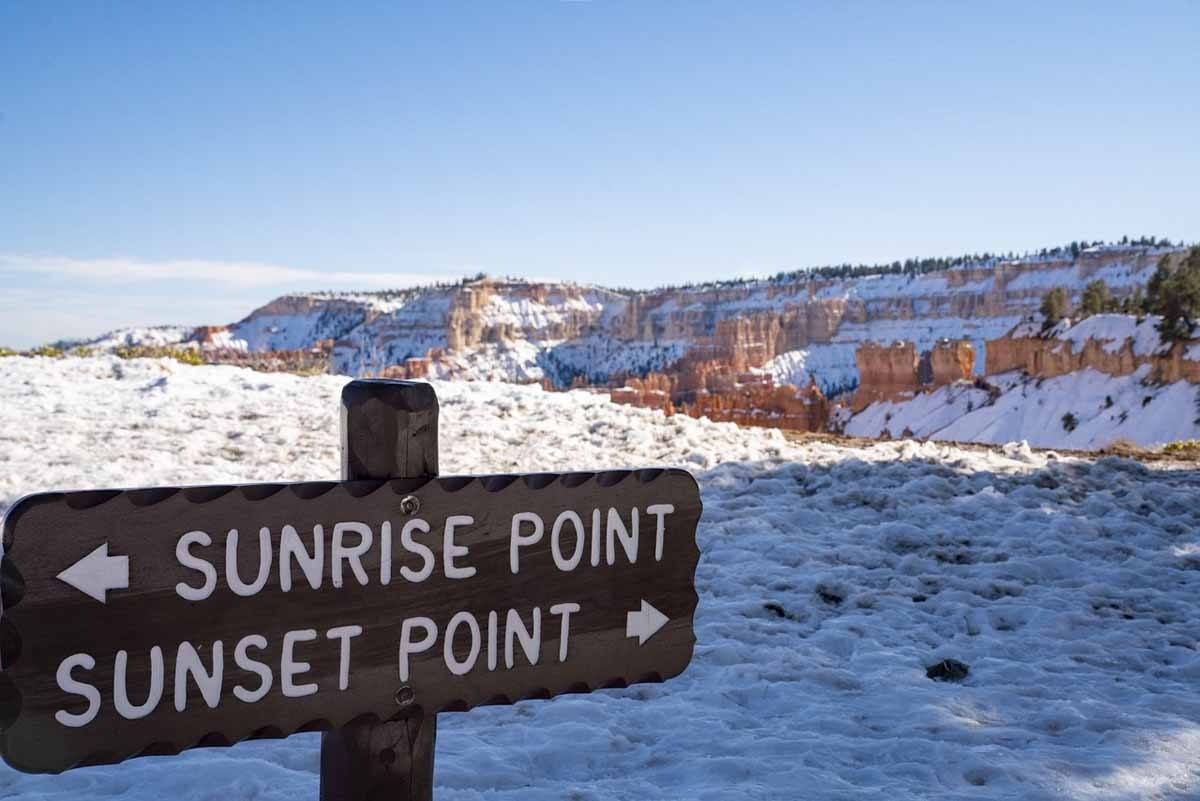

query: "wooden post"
xmin=321 ymin=379 xmax=439 ymax=801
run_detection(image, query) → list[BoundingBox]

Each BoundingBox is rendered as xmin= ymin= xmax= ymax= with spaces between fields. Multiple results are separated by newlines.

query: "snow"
xmin=539 ymin=337 xmax=688 ymax=387
xmin=842 ymin=314 xmax=1192 ymax=450
xmin=57 ymin=247 xmax=1186 ymax=400
xmin=231 ymin=313 xmax=332 ymax=351
xmin=1004 ymin=266 xmax=1081 ymax=292
xmin=3 ymin=356 xmax=1200 ymax=799
xmin=425 ymin=339 xmax=552 ymax=384
xmin=1003 ymin=315 xmax=1167 ymax=359
xmin=1086 ymin=261 xmax=1153 ymax=289
xmin=63 ymin=325 xmax=195 ymax=351
xmin=832 ymin=315 xmax=1023 ymax=376
xmin=847 ymin=368 xmax=1200 ymax=450
xmin=757 ymin=345 xmax=859 ymax=396
xmin=476 ymin=289 xmax=608 ymax=332
xmin=1058 ymin=315 xmax=1166 ymax=357
xmin=1008 ymin=318 xmax=1045 ymax=339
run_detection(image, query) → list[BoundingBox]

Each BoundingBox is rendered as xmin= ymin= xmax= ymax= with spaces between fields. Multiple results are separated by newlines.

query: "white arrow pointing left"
xmin=57 ymin=543 xmax=129 ymax=604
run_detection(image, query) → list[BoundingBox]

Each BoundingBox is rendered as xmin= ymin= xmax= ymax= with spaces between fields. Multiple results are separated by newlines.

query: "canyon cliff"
xmin=984 ymin=316 xmax=1200 ymax=384
xmin=845 ymin=311 xmax=1200 ymax=450
xmin=67 ymin=242 xmax=1189 ymax=439
xmin=207 ymin=243 xmax=1176 ymax=396
xmin=850 ymin=340 xmax=975 ymax=411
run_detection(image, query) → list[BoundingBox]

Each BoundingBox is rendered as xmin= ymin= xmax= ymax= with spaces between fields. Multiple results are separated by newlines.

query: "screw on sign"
xmin=0 ymin=380 xmax=702 ymax=800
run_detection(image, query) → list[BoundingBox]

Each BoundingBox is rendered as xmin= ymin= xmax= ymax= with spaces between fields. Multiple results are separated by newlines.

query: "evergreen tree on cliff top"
xmin=1146 ymin=247 xmax=1200 ymax=342
xmin=1040 ymin=287 xmax=1070 ymax=332
xmin=1079 ymin=280 xmax=1116 ymax=317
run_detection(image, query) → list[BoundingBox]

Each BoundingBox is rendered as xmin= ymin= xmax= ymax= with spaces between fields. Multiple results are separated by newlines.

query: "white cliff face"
xmin=63 ymin=245 xmax=1184 ymax=393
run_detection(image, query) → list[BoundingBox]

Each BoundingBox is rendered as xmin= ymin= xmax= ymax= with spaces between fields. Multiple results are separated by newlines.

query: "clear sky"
xmin=1 ymin=1 xmax=1197 ymax=347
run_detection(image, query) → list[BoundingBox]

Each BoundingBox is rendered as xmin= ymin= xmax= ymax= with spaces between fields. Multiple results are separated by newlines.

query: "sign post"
xmin=321 ymin=380 xmax=440 ymax=801
xmin=0 ymin=379 xmax=702 ymax=796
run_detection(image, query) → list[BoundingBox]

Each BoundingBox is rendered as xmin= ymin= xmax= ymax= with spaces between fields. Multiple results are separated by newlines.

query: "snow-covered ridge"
xmin=846 ymin=312 xmax=1200 ymax=449
xmin=1033 ymin=314 xmax=1167 ymax=357
xmin=846 ymin=366 xmax=1200 ymax=449
xmin=61 ymin=245 xmax=1185 ymax=394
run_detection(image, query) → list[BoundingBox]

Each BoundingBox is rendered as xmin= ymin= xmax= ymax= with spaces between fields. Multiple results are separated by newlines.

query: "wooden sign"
xmin=0 ymin=468 xmax=700 ymax=774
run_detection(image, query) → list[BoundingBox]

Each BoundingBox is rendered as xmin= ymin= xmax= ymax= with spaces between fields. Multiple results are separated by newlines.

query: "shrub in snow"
xmin=1061 ymin=412 xmax=1079 ymax=432
xmin=926 ymin=659 xmax=970 ymax=682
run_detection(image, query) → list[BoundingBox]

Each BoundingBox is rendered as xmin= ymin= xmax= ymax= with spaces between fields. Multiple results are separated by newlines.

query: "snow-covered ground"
xmin=3 ymin=356 xmax=1200 ymax=800
xmin=846 ymin=368 xmax=1200 ymax=450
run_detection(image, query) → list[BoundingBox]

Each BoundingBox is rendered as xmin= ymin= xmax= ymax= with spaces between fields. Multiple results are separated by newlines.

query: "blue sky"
xmin=1 ymin=1 xmax=1197 ymax=347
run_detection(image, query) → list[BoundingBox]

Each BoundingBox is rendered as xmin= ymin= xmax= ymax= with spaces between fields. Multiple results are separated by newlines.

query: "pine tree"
xmin=1146 ymin=248 xmax=1200 ymax=342
xmin=1079 ymin=280 xmax=1114 ymax=317
xmin=1040 ymin=288 xmax=1071 ymax=332
xmin=1123 ymin=287 xmax=1146 ymax=317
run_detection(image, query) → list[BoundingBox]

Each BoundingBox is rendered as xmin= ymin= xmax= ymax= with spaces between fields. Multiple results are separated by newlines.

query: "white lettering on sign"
xmin=507 ymin=505 xmax=675 ymax=574
xmin=551 ymin=512 xmax=585 ymax=571
xmin=646 ymin=504 xmax=675 ymax=561
xmin=175 ymin=531 xmax=217 ymax=601
xmin=399 ymin=617 xmax=437 ymax=682
xmin=326 ymin=625 xmax=363 ymax=691
xmin=54 ymin=654 xmax=100 ymax=728
xmin=232 ymin=634 xmax=272 ymax=703
xmin=509 ymin=512 xmax=543 ymax=574
xmin=53 ymin=625 xmax=366 ymax=728
xmin=174 ymin=641 xmax=223 ymax=712
xmin=443 ymin=515 xmax=476 ymax=579
xmin=606 ymin=507 xmax=638 ymax=566
xmin=396 ymin=603 xmax=582 ymax=684
xmin=399 ymin=519 xmax=434 ymax=582
xmin=114 ymin=646 xmax=163 ymax=720
xmin=505 ymin=607 xmax=540 ymax=669
xmin=443 ymin=611 xmax=481 ymax=675
xmin=331 ymin=522 xmax=372 ymax=588
xmin=227 ymin=529 xmax=272 ymax=597
xmin=549 ymin=602 xmax=580 ymax=662
xmin=53 ymin=502 xmax=681 ymax=729
xmin=279 ymin=525 xmax=323 ymax=591
xmin=172 ymin=504 xmax=676 ymax=599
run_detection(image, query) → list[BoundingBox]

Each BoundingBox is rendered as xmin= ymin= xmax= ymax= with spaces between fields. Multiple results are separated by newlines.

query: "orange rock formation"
xmin=610 ymin=359 xmax=828 ymax=432
xmin=851 ymin=340 xmax=975 ymax=411
xmin=985 ymin=331 xmax=1200 ymax=384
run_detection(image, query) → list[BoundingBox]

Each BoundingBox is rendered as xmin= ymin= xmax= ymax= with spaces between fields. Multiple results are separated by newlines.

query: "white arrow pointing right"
xmin=626 ymin=599 xmax=670 ymax=646
xmin=57 ymin=543 xmax=129 ymax=604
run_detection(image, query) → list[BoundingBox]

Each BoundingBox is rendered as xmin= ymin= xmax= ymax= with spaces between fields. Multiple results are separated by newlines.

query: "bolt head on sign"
xmin=0 ymin=466 xmax=701 ymax=773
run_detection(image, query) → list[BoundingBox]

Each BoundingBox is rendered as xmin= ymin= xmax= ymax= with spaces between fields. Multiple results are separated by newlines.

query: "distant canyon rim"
xmin=43 ymin=240 xmax=1200 ymax=451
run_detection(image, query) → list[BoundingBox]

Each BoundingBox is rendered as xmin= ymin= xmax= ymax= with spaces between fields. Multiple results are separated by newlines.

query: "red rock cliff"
xmin=985 ymin=318 xmax=1200 ymax=384
xmin=851 ymin=340 xmax=975 ymax=411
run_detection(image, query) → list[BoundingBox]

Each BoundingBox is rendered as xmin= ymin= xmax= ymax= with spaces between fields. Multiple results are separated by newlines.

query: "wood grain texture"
xmin=323 ymin=377 xmax=438 ymax=801
xmin=0 ymin=469 xmax=702 ymax=774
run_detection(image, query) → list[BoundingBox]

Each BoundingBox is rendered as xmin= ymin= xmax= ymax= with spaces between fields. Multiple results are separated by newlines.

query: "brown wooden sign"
xmin=0 ymin=469 xmax=700 ymax=774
